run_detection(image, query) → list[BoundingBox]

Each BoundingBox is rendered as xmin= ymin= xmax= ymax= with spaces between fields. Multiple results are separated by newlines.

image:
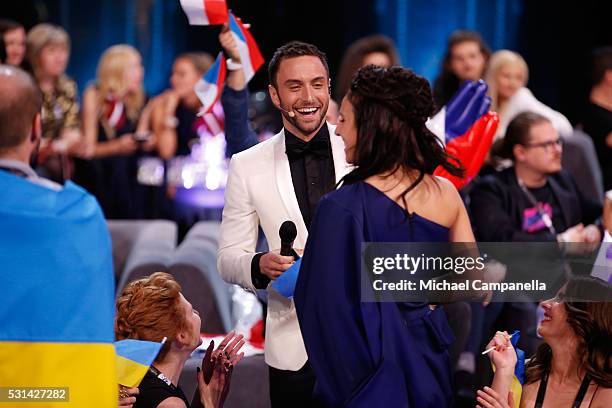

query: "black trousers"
xmin=268 ymin=361 xmax=320 ymax=408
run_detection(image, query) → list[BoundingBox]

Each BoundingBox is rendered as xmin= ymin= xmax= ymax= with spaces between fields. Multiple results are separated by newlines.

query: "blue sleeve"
xmin=294 ymin=196 xmax=383 ymax=406
xmin=221 ymin=87 xmax=259 ymax=156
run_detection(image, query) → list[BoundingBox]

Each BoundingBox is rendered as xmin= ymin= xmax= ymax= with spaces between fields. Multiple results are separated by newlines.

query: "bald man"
xmin=0 ymin=65 xmax=124 ymax=406
xmin=0 ymin=64 xmax=61 ymax=188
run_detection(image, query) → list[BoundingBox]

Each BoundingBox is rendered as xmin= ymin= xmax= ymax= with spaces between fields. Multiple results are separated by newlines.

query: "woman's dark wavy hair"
xmin=525 ymin=276 xmax=612 ymax=387
xmin=433 ymin=30 xmax=490 ymax=107
xmin=341 ymin=65 xmax=463 ymax=205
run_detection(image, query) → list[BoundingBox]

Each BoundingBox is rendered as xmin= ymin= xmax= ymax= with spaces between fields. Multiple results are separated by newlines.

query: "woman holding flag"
xmin=478 ymin=276 xmax=612 ymax=408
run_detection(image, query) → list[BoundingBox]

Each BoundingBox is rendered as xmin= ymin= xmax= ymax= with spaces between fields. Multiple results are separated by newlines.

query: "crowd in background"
xmin=1 ymin=15 xmax=611 ymax=406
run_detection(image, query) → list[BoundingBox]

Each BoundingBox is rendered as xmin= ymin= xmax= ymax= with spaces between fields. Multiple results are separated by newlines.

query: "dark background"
xmin=1 ymin=0 xmax=610 ymax=124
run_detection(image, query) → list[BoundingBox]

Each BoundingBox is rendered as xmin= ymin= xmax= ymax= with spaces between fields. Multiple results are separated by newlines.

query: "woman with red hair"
xmin=116 ymin=272 xmax=245 ymax=408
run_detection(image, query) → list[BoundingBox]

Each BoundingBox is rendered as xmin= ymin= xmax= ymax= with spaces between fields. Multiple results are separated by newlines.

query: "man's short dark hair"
xmin=268 ymin=41 xmax=329 ymax=88
xmin=501 ymin=111 xmax=551 ymax=161
xmin=592 ymin=47 xmax=612 ymax=86
xmin=0 ymin=65 xmax=42 ymax=151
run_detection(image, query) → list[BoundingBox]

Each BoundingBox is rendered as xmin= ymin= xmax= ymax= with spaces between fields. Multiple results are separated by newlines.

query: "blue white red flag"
xmin=194 ymin=52 xmax=227 ymax=114
xmin=180 ymin=0 xmax=228 ymax=25
xmin=228 ymin=12 xmax=265 ymax=83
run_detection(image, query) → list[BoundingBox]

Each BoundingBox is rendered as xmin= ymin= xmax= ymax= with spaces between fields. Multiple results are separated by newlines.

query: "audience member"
xmin=26 ymin=23 xmax=81 ymax=182
xmin=583 ymin=47 xmax=612 ymax=191
xmin=333 ymin=34 xmax=399 ymax=103
xmin=433 ymin=30 xmax=491 ymax=108
xmin=115 ymin=272 xmax=246 ymax=408
xmin=486 ymin=50 xmax=573 ymax=143
xmin=0 ymin=64 xmax=118 ymax=407
xmin=457 ymin=112 xmax=603 ymax=399
xmin=79 ymin=44 xmax=150 ymax=219
xmin=218 ymin=23 xmax=265 ymax=155
xmin=0 ymin=19 xmax=26 ymax=67
xmin=478 ymin=276 xmax=612 ymax=408
xmin=150 ymin=52 xmax=214 ymax=160
xmin=471 ymin=112 xmax=601 ymax=243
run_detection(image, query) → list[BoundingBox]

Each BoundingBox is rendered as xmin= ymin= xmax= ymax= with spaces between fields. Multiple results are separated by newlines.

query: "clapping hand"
xmin=197 ymin=331 xmax=246 ymax=408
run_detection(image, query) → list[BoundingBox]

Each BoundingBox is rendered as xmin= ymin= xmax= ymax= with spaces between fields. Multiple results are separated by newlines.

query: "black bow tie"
xmin=285 ymin=138 xmax=330 ymax=161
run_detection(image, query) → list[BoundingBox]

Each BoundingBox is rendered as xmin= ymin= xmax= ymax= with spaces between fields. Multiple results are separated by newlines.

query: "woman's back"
xmin=353 ymin=173 xmax=473 ymax=243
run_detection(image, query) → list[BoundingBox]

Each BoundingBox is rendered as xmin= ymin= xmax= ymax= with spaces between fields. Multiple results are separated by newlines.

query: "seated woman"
xmin=486 ymin=50 xmax=573 ymax=142
xmin=294 ymin=65 xmax=476 ymax=407
xmin=433 ymin=30 xmax=491 ymax=108
xmin=478 ymin=275 xmax=612 ymax=408
xmin=26 ymin=23 xmax=81 ymax=182
xmin=116 ymin=272 xmax=245 ymax=408
xmin=79 ymin=44 xmax=152 ymax=219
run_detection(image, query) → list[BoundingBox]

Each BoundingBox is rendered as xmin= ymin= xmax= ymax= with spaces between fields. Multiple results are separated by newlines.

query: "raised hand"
xmin=198 ymin=331 xmax=246 ymax=408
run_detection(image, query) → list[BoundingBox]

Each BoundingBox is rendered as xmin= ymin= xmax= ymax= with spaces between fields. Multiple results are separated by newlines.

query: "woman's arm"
xmin=485 ymin=332 xmax=517 ymax=401
xmin=81 ymin=86 xmax=137 ymax=158
xmin=152 ymin=92 xmax=179 ymax=160
xmin=444 ymin=178 xmax=475 ymax=242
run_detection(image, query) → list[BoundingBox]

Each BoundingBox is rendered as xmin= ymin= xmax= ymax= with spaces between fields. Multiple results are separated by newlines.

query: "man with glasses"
xmin=455 ymin=112 xmax=603 ymax=397
xmin=470 ymin=111 xmax=602 ymax=243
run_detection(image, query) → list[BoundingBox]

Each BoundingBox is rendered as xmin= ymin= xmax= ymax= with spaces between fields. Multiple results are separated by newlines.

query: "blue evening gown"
xmin=295 ymin=181 xmax=455 ymax=407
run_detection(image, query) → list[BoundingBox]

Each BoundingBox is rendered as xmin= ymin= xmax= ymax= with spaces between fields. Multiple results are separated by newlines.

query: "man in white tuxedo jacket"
xmin=218 ymin=41 xmax=349 ymax=406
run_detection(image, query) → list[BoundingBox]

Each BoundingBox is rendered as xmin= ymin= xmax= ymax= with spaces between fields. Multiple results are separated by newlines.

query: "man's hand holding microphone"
xmin=259 ymin=221 xmax=303 ymax=280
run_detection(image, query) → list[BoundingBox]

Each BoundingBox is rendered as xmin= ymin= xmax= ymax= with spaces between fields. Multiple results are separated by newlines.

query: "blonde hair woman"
xmin=79 ymin=44 xmax=151 ymax=219
xmin=26 ymin=23 xmax=81 ymax=182
xmin=485 ymin=50 xmax=573 ymax=141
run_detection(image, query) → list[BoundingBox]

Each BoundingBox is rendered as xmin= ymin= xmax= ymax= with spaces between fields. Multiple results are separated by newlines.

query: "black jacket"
xmin=469 ymin=167 xmax=602 ymax=242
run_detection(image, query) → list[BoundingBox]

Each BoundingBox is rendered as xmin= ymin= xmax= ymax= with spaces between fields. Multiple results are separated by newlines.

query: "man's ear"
xmin=31 ymin=113 xmax=41 ymax=144
xmin=268 ymin=84 xmax=280 ymax=108
xmin=513 ymin=144 xmax=526 ymax=163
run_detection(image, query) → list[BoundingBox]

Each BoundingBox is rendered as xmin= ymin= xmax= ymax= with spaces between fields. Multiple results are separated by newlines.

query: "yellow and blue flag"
xmin=115 ymin=338 xmax=165 ymax=387
xmin=509 ymin=330 xmax=526 ymax=408
xmin=0 ymin=172 xmax=116 ymax=407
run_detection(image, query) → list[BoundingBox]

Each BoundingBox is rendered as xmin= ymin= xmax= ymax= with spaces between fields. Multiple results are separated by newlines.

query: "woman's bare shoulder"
xmin=591 ymin=386 xmax=612 ymax=408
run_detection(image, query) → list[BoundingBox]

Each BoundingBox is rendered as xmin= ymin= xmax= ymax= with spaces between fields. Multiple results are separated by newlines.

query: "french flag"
xmin=180 ymin=0 xmax=229 ymax=26
xmin=194 ymin=52 xmax=227 ymax=114
xmin=228 ymin=12 xmax=264 ymax=83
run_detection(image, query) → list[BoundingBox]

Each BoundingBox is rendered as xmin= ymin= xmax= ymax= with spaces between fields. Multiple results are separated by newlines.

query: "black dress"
xmin=134 ymin=369 xmax=190 ymax=408
xmin=74 ymin=96 xmax=145 ymax=219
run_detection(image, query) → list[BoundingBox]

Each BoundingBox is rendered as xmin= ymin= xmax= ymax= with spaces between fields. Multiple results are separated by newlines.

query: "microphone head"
xmin=279 ymin=220 xmax=297 ymax=243
xmin=287 ymin=110 xmax=295 ymax=118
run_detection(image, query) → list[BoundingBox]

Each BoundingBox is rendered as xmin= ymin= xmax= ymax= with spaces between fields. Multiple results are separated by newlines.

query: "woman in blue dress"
xmin=294 ymin=65 xmax=476 ymax=407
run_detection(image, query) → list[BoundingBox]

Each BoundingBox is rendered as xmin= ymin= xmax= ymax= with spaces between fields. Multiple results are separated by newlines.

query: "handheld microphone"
xmin=276 ymin=105 xmax=295 ymax=118
xmin=279 ymin=220 xmax=298 ymax=258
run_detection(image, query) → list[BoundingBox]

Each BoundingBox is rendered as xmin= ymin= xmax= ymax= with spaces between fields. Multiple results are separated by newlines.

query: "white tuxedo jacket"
xmin=218 ymin=123 xmax=350 ymax=370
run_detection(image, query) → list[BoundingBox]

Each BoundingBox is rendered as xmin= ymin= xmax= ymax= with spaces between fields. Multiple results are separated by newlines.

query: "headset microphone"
xmin=276 ymin=105 xmax=295 ymax=118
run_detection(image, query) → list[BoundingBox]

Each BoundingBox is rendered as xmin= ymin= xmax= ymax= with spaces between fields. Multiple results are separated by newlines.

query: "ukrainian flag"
xmin=115 ymin=339 xmax=165 ymax=387
xmin=0 ymin=172 xmax=117 ymax=407
xmin=509 ymin=330 xmax=526 ymax=408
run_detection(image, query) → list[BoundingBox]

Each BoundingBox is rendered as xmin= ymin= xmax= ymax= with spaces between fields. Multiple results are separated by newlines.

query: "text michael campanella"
xmin=369 ymin=253 xmax=547 ymax=293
